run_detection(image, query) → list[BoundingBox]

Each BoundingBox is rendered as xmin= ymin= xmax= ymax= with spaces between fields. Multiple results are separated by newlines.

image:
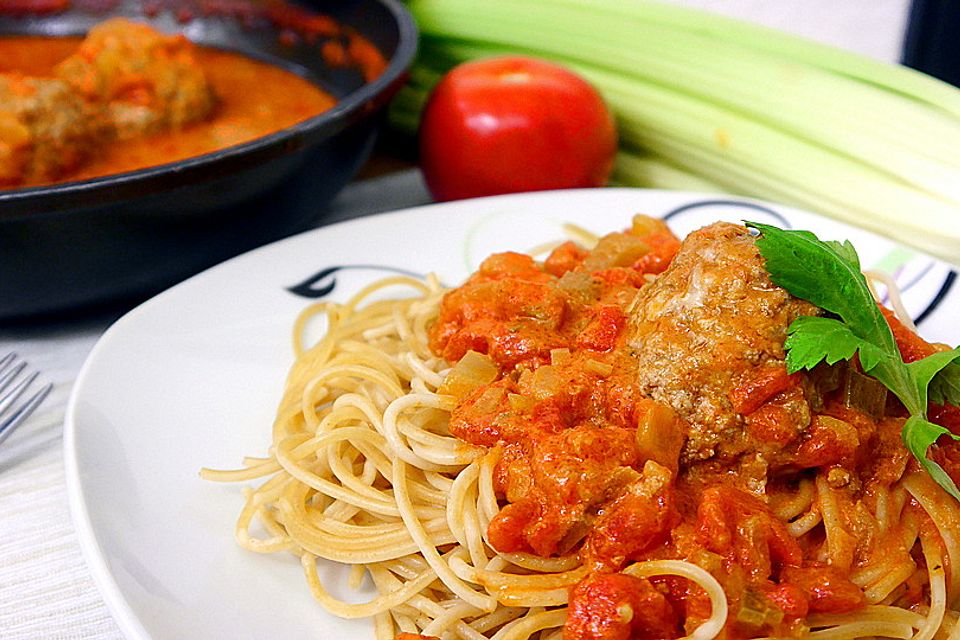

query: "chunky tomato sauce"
xmin=428 ymin=217 xmax=956 ymax=640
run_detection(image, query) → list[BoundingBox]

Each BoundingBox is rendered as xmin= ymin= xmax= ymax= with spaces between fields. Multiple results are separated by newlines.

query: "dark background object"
xmin=0 ymin=0 xmax=417 ymax=321
xmin=903 ymin=0 xmax=960 ymax=87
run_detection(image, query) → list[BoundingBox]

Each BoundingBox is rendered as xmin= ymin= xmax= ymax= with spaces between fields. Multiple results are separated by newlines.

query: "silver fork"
xmin=0 ymin=352 xmax=53 ymax=447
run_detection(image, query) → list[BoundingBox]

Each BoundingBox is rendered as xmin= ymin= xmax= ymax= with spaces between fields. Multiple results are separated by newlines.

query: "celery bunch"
xmin=393 ymin=0 xmax=960 ymax=265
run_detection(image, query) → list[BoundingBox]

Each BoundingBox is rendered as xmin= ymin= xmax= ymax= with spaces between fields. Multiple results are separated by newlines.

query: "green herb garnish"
xmin=746 ymin=221 xmax=960 ymax=499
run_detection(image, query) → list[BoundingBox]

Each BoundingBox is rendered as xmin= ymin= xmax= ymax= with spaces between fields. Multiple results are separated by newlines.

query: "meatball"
xmin=55 ymin=18 xmax=216 ymax=139
xmin=0 ymin=73 xmax=109 ymax=186
xmin=628 ymin=222 xmax=817 ymax=462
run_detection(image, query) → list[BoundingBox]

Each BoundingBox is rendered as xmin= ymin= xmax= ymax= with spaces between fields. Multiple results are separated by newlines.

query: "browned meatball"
xmin=628 ymin=222 xmax=817 ymax=463
xmin=55 ymin=18 xmax=216 ymax=139
xmin=0 ymin=73 xmax=109 ymax=186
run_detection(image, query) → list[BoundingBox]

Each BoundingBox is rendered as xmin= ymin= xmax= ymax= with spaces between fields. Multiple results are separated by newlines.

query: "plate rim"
xmin=65 ymin=303 xmax=157 ymax=640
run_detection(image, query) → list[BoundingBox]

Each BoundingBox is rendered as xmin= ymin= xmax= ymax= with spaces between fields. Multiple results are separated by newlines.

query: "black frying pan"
xmin=0 ymin=0 xmax=417 ymax=320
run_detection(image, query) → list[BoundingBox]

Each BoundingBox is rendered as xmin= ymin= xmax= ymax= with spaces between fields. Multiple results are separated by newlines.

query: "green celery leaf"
xmin=902 ymin=414 xmax=960 ymax=501
xmin=824 ymin=239 xmax=862 ymax=270
xmin=930 ymin=360 xmax=960 ymax=407
xmin=858 ymin=343 xmax=889 ymax=373
xmin=748 ymin=221 xmax=917 ymax=413
xmin=748 ymin=222 xmax=960 ymax=500
xmin=906 ymin=349 xmax=960 ymax=407
xmin=784 ymin=316 xmax=878 ymax=373
xmin=745 ymin=222 xmax=896 ymax=355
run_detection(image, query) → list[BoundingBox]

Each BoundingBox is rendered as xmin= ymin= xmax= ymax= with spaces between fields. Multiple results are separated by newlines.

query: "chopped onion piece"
xmin=584 ymin=358 xmax=613 ymax=377
xmin=439 ymin=350 xmax=499 ymax=399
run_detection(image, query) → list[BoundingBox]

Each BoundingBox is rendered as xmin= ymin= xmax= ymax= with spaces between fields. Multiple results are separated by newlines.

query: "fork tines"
xmin=0 ymin=352 xmax=53 ymax=446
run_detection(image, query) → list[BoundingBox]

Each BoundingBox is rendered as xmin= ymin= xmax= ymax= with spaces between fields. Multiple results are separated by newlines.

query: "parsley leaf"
xmin=929 ymin=358 xmax=960 ymax=406
xmin=903 ymin=415 xmax=960 ymax=500
xmin=784 ymin=316 xmax=884 ymax=373
xmin=905 ymin=348 xmax=960 ymax=407
xmin=746 ymin=221 xmax=960 ymax=500
xmin=823 ymin=239 xmax=862 ymax=270
xmin=747 ymin=223 xmax=896 ymax=358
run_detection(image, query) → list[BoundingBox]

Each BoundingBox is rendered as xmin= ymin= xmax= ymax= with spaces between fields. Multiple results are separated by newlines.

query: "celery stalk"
xmin=411 ymin=2 xmax=960 ymax=199
xmin=557 ymin=0 xmax=960 ymax=118
xmin=399 ymin=0 xmax=960 ymax=264
xmin=613 ymin=152 xmax=729 ymax=194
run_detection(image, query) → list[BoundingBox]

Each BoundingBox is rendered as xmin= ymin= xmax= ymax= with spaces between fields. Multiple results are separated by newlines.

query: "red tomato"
xmin=418 ymin=56 xmax=617 ymax=201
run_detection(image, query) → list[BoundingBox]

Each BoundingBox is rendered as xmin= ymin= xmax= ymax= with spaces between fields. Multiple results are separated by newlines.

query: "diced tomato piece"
xmin=476 ymin=251 xmax=550 ymax=282
xmin=603 ymin=373 xmax=645 ymax=431
xmin=489 ymin=426 xmax=646 ymax=557
xmin=746 ymin=403 xmax=800 ymax=446
xmin=583 ymin=478 xmax=677 ymax=569
xmin=545 ymin=241 xmax=589 ymax=277
xmin=576 ymin=305 xmax=626 ymax=352
xmin=431 ymin=276 xmax=566 ymax=368
xmin=529 ymin=398 xmax=570 ymax=433
xmin=780 ymin=566 xmax=865 ymax=614
xmin=566 ymin=573 xmax=679 ymax=640
xmin=447 ymin=379 xmax=516 ymax=446
xmin=792 ymin=415 xmax=860 ymax=468
xmin=631 ymin=231 xmax=681 ymax=275
xmin=590 ymin=267 xmax=647 ymax=288
xmin=696 ymin=485 xmax=801 ymax=580
xmin=439 ymin=319 xmax=497 ymax=363
xmin=761 ymin=582 xmax=809 ymax=619
xmin=532 ymin=424 xmax=640 ymax=472
xmin=487 ymin=500 xmax=538 ymax=553
xmin=523 ymin=505 xmax=577 ymax=557
xmin=498 ymin=280 xmax=566 ymax=326
xmin=440 ymin=320 xmax=564 ymax=369
xmin=484 ymin=323 xmax=562 ymax=368
xmin=730 ymin=366 xmax=799 ymax=416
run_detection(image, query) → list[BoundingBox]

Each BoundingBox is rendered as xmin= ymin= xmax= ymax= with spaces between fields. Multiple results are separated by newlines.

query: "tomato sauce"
xmin=428 ymin=216 xmax=948 ymax=640
xmin=0 ymin=35 xmax=336 ymax=187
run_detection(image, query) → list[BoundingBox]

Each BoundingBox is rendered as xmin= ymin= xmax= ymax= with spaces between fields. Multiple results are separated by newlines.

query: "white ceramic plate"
xmin=65 ymin=189 xmax=959 ymax=639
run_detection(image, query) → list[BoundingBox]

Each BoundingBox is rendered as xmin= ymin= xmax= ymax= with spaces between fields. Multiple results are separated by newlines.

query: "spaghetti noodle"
xmin=203 ymin=217 xmax=960 ymax=640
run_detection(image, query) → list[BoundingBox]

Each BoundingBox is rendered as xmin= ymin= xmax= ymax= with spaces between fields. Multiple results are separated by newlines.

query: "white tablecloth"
xmin=0 ymin=2 xmax=913 ymax=636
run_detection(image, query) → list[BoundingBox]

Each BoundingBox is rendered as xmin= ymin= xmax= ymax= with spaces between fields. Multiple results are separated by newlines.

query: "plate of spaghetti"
xmin=65 ymin=188 xmax=960 ymax=640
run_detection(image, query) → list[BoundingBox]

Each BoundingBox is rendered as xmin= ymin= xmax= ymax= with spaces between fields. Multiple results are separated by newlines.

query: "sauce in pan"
xmin=0 ymin=30 xmax=338 ymax=188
